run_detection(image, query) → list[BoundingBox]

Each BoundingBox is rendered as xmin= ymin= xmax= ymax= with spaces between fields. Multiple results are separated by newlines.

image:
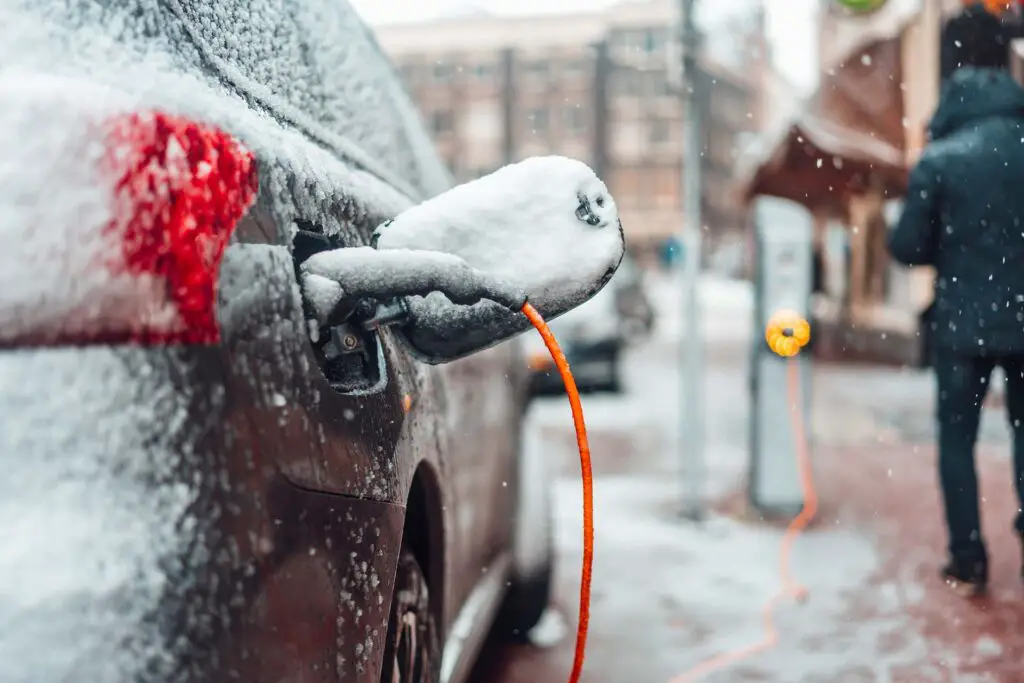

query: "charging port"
xmin=292 ymin=223 xmax=385 ymax=394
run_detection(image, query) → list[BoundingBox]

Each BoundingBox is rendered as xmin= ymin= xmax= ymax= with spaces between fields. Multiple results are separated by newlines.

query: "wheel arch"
xmin=403 ymin=460 xmax=446 ymax=630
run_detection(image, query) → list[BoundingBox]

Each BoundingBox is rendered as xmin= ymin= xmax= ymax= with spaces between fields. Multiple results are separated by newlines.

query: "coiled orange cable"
xmin=668 ymin=316 xmax=817 ymax=683
xmin=522 ymin=301 xmax=594 ymax=683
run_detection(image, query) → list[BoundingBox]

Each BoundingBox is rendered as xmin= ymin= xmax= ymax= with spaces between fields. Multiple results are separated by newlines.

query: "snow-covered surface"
xmin=0 ymin=0 xmax=451 ymax=261
xmin=1 ymin=0 xmax=458 ymax=341
xmin=520 ymin=273 xmax=938 ymax=681
xmin=646 ymin=270 xmax=755 ymax=343
xmin=0 ymin=350 xmax=204 ymax=683
xmin=300 ymin=246 xmax=527 ymax=321
xmin=553 ymin=478 xmax=907 ymax=681
xmin=0 ymin=72 xmax=184 ymax=344
xmin=527 ymin=608 xmax=569 ymax=649
xmin=373 ymin=156 xmax=625 ymax=315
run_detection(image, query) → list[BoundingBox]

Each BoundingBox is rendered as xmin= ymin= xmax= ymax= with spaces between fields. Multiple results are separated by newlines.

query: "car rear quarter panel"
xmin=0 ymin=340 xmax=404 ymax=683
xmin=226 ymin=193 xmax=480 ymax=656
xmin=230 ymin=205 xmax=529 ymax=643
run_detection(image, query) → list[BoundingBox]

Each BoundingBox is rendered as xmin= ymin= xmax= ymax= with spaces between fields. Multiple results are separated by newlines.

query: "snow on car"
xmin=0 ymin=2 xmax=623 ymax=683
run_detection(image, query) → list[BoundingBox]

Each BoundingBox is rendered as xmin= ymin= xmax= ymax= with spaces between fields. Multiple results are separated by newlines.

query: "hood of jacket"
xmin=928 ymin=67 xmax=1024 ymax=140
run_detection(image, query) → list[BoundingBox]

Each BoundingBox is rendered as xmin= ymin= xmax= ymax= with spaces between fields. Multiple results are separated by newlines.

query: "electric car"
xmin=0 ymin=2 xmax=558 ymax=682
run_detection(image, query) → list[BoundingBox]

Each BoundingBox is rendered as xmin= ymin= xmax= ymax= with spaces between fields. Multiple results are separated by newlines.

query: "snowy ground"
xmin=470 ymin=273 xmax=1017 ymax=683
xmin=535 ymin=275 xmax=916 ymax=682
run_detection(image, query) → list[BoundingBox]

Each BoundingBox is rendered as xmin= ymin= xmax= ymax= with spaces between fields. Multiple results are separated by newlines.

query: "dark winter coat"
xmin=888 ymin=67 xmax=1024 ymax=355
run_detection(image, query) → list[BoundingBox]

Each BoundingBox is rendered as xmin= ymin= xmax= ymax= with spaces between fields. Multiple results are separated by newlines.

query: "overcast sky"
xmin=349 ymin=0 xmax=819 ymax=91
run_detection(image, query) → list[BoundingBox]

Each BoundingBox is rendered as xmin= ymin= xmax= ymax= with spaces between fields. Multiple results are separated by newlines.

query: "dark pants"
xmin=935 ymin=353 xmax=1024 ymax=561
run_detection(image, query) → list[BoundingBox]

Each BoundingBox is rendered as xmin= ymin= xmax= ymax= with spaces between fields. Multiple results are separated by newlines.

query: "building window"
xmin=431 ymin=110 xmax=454 ymax=135
xmin=432 ymin=62 xmax=454 ymax=82
xmin=465 ymin=101 xmax=501 ymax=142
xmin=610 ymin=120 xmax=645 ymax=163
xmin=644 ymin=70 xmax=671 ymax=97
xmin=473 ymin=62 xmax=495 ymax=80
xmin=612 ymin=28 xmax=664 ymax=57
xmin=654 ymin=166 xmax=678 ymax=207
xmin=522 ymin=60 xmax=550 ymax=80
xmin=608 ymin=165 xmax=642 ymax=208
xmin=613 ymin=29 xmax=640 ymax=53
xmin=565 ymin=105 xmax=586 ymax=134
xmin=643 ymin=28 xmax=664 ymax=54
xmin=527 ymin=108 xmax=548 ymax=134
xmin=563 ymin=59 xmax=589 ymax=78
xmin=649 ymin=120 xmax=670 ymax=144
xmin=613 ymin=69 xmax=640 ymax=96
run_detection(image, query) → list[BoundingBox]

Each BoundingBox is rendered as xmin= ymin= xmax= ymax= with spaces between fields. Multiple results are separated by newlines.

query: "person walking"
xmin=888 ymin=66 xmax=1024 ymax=596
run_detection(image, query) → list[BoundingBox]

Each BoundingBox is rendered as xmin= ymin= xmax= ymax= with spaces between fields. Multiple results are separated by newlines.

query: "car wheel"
xmin=499 ymin=424 xmax=555 ymax=639
xmin=607 ymin=347 xmax=623 ymax=393
xmin=380 ymin=550 xmax=441 ymax=683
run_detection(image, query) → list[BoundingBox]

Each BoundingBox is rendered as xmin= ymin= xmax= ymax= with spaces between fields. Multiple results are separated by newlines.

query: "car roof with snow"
xmin=3 ymin=0 xmax=450 ymax=217
xmin=0 ymin=4 xmax=452 ymax=681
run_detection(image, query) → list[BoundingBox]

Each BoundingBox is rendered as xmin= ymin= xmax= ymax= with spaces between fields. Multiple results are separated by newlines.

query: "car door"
xmin=431 ymin=339 xmax=519 ymax=621
xmin=176 ymin=0 xmax=523 ymax=640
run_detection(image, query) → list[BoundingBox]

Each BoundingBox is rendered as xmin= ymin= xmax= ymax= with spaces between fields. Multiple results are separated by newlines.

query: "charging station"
xmin=749 ymin=197 xmax=813 ymax=517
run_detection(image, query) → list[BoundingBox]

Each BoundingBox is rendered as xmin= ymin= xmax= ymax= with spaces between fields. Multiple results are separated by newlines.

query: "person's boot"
xmin=942 ymin=555 xmax=988 ymax=597
xmin=1019 ymin=531 xmax=1024 ymax=583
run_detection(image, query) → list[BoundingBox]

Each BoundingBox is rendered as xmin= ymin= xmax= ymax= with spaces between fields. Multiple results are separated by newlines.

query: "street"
xmin=470 ymin=275 xmax=1024 ymax=683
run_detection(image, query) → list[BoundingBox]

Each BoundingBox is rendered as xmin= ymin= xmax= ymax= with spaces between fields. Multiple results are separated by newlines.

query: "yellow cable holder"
xmin=765 ymin=310 xmax=811 ymax=358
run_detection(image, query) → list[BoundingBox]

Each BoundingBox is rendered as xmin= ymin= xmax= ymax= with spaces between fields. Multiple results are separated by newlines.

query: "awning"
xmin=820 ymin=0 xmax=927 ymax=71
xmin=738 ymin=108 xmax=907 ymax=211
xmin=738 ymin=0 xmax=948 ymax=211
xmin=738 ymin=1 xmax=984 ymax=211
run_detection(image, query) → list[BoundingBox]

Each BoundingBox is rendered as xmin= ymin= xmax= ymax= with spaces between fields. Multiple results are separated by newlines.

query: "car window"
xmin=174 ymin=0 xmax=449 ymax=200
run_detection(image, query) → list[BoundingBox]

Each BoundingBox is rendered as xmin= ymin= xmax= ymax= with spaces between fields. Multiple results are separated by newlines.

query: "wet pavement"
xmin=469 ymin=278 xmax=1024 ymax=683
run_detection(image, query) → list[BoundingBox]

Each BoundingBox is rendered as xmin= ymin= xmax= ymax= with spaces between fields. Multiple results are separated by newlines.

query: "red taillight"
xmin=101 ymin=111 xmax=258 ymax=345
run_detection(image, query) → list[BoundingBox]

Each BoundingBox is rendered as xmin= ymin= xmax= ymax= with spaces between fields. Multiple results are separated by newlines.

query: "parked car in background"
xmin=526 ymin=252 xmax=654 ymax=395
xmin=1 ymin=2 xmax=559 ymax=683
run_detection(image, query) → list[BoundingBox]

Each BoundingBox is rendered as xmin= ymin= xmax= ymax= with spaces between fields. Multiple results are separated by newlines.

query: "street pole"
xmin=679 ymin=0 xmax=704 ymax=521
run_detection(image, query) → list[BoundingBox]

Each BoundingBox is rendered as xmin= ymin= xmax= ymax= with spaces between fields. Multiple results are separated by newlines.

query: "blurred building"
xmin=372 ymin=0 xmax=772 ymax=264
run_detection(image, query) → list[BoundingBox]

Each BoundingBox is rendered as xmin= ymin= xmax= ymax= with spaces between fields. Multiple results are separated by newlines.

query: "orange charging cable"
xmin=669 ymin=311 xmax=817 ymax=683
xmin=522 ymin=301 xmax=594 ymax=683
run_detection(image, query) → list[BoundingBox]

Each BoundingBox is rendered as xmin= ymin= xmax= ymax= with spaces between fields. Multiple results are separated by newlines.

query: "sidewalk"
xmin=472 ymin=277 xmax=1024 ymax=683
xmin=811 ymin=362 xmax=1024 ymax=683
xmin=815 ymin=439 xmax=1024 ymax=683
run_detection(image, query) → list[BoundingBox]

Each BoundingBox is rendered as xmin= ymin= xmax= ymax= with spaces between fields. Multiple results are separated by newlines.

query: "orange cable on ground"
xmin=522 ymin=301 xmax=594 ymax=683
xmin=668 ymin=314 xmax=817 ymax=683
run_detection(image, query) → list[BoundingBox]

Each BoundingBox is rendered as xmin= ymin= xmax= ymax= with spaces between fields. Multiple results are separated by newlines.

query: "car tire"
xmin=498 ymin=424 xmax=555 ymax=640
xmin=499 ymin=570 xmax=553 ymax=640
xmin=380 ymin=550 xmax=441 ymax=683
xmin=606 ymin=347 xmax=623 ymax=393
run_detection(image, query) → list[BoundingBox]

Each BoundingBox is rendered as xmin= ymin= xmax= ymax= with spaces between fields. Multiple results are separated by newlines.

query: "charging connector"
xmin=299 ymin=246 xmax=527 ymax=328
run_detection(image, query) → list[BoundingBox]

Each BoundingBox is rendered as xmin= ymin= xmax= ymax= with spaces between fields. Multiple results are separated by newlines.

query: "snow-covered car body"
xmin=0 ymin=2 xmax=550 ymax=682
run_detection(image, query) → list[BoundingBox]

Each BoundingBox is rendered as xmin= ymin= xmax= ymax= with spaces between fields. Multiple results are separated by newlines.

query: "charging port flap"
xmin=292 ymin=225 xmax=386 ymax=395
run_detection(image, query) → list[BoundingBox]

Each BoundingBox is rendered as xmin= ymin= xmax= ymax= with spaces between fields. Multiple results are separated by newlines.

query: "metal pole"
xmin=592 ymin=40 xmax=610 ymax=179
xmin=679 ymin=0 xmax=704 ymax=521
